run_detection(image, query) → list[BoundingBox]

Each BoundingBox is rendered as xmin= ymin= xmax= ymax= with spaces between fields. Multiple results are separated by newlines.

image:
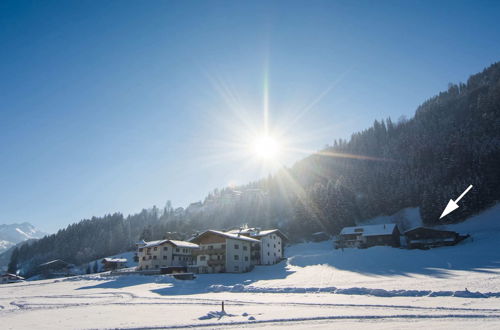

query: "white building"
xmin=226 ymin=228 xmax=287 ymax=265
xmin=136 ymin=239 xmax=199 ymax=271
xmin=189 ymin=230 xmax=260 ymax=273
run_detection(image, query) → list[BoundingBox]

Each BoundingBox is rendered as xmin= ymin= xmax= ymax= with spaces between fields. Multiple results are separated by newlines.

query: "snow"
xmin=1 ymin=204 xmax=499 ymax=329
xmin=195 ymin=230 xmax=261 ymax=243
xmin=340 ymin=223 xmax=397 ymax=236
xmin=168 ymin=240 xmax=200 ymax=249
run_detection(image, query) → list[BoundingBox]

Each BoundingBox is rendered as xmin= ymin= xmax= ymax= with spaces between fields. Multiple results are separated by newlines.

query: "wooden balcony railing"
xmin=192 ymin=248 xmax=225 ymax=255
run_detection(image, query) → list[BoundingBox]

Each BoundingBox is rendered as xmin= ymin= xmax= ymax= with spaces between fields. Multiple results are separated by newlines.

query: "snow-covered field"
xmin=1 ymin=205 xmax=499 ymax=329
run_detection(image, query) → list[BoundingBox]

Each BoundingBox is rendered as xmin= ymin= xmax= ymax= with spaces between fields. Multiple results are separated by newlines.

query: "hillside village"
xmin=0 ymin=220 xmax=472 ymax=283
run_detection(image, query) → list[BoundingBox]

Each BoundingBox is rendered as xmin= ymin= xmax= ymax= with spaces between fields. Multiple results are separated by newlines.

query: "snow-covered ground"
xmin=1 ymin=205 xmax=499 ymax=329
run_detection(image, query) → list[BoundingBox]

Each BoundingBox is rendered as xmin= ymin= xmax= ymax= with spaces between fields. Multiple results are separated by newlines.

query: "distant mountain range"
xmin=0 ymin=222 xmax=47 ymax=254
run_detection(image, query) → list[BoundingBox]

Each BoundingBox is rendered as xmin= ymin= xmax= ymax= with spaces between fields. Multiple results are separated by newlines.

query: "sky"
xmin=1 ymin=0 xmax=499 ymax=233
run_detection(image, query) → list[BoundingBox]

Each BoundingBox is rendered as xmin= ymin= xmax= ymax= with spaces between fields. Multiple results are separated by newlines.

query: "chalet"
xmin=226 ymin=228 xmax=288 ymax=265
xmin=403 ymin=227 xmax=470 ymax=249
xmin=1 ymin=273 xmax=24 ymax=284
xmin=37 ymin=259 xmax=74 ymax=278
xmin=136 ymin=239 xmax=199 ymax=271
xmin=189 ymin=230 xmax=260 ymax=273
xmin=335 ymin=224 xmax=400 ymax=249
xmin=101 ymin=258 xmax=128 ymax=271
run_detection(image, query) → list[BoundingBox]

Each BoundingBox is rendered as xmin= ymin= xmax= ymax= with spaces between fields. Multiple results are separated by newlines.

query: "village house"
xmin=335 ymin=223 xmax=401 ymax=249
xmin=136 ymin=239 xmax=199 ymax=271
xmin=189 ymin=230 xmax=260 ymax=273
xmin=1 ymin=273 xmax=24 ymax=284
xmin=101 ymin=257 xmax=128 ymax=271
xmin=227 ymin=227 xmax=287 ymax=265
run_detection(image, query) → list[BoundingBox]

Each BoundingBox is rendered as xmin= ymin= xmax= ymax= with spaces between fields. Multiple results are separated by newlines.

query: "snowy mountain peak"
xmin=0 ymin=222 xmax=47 ymax=253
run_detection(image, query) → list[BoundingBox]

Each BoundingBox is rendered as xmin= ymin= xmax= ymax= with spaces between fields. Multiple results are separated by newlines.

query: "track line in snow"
xmin=110 ymin=313 xmax=500 ymax=330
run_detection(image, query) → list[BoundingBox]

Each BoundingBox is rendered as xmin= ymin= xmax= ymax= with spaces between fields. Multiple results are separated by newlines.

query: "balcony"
xmin=193 ymin=248 xmax=225 ymax=255
xmin=207 ymin=259 xmax=225 ymax=267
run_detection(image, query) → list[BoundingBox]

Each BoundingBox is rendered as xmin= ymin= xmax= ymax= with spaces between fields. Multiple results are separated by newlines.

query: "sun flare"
xmin=252 ymin=135 xmax=281 ymax=160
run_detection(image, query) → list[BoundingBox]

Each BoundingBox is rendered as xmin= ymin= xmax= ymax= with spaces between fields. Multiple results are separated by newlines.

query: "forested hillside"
xmin=9 ymin=62 xmax=500 ymax=276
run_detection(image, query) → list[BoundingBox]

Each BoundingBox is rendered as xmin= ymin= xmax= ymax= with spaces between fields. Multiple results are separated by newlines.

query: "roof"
xmin=340 ymin=223 xmax=397 ymax=237
xmin=1 ymin=273 xmax=24 ymax=279
xmin=403 ymin=226 xmax=457 ymax=235
xmin=142 ymin=239 xmax=169 ymax=248
xmin=250 ymin=229 xmax=289 ymax=241
xmin=226 ymin=228 xmax=288 ymax=241
xmin=168 ymin=240 xmax=199 ymax=249
xmin=141 ymin=239 xmax=199 ymax=249
xmin=191 ymin=230 xmax=260 ymax=243
xmin=38 ymin=259 xmax=71 ymax=267
xmin=102 ymin=258 xmax=127 ymax=263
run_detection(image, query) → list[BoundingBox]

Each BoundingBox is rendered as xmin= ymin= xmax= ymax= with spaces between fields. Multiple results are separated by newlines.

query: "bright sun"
xmin=252 ymin=135 xmax=281 ymax=159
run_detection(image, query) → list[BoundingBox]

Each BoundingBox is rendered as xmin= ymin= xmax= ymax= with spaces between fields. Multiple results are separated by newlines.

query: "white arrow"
xmin=440 ymin=185 xmax=473 ymax=219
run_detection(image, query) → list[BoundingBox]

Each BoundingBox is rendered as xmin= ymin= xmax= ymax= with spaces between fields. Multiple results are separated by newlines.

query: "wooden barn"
xmin=37 ymin=259 xmax=74 ymax=278
xmin=403 ymin=227 xmax=470 ymax=249
xmin=101 ymin=258 xmax=128 ymax=271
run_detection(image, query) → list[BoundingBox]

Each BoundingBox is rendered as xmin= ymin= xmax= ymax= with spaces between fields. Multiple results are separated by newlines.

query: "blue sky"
xmin=1 ymin=0 xmax=499 ymax=233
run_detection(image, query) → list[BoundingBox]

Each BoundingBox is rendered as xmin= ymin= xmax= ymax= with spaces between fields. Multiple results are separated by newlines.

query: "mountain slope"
xmin=0 ymin=223 xmax=47 ymax=253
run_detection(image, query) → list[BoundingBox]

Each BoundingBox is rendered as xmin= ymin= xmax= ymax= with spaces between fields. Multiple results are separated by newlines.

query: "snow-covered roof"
xmin=168 ymin=240 xmax=199 ymax=249
xmin=141 ymin=239 xmax=199 ymax=249
xmin=142 ymin=239 xmax=169 ymax=248
xmin=192 ymin=230 xmax=260 ymax=243
xmin=340 ymin=223 xmax=397 ymax=237
xmin=102 ymin=258 xmax=127 ymax=263
xmin=226 ymin=228 xmax=288 ymax=241
xmin=1 ymin=273 xmax=24 ymax=279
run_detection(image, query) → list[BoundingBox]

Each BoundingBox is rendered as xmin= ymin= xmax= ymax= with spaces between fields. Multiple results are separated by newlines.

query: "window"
xmin=274 ymin=253 xmax=276 ymax=256
xmin=154 ymin=247 xmax=157 ymax=251
xmin=234 ymin=255 xmax=239 ymax=260
xmin=163 ymin=247 xmax=168 ymax=251
xmin=278 ymin=241 xmax=281 ymax=245
xmin=176 ymin=248 xmax=180 ymax=252
xmin=274 ymin=244 xmax=276 ymax=248
xmin=234 ymin=266 xmax=239 ymax=271
xmin=145 ymin=265 xmax=149 ymax=270
xmin=153 ymin=255 xmax=157 ymax=260
xmin=155 ymin=265 xmax=159 ymax=269
xmin=267 ymin=252 xmax=270 ymax=256
xmin=138 ymin=248 xmax=143 ymax=252
xmin=245 ymin=256 xmax=248 ymax=261
xmin=142 ymin=256 xmax=146 ymax=261
xmin=163 ymin=256 xmax=167 ymax=260
xmin=208 ymin=245 xmax=213 ymax=250
xmin=200 ymin=256 xmax=206 ymax=261
xmin=149 ymin=255 xmax=152 ymax=260
xmin=222 ymin=244 xmax=226 ymax=249
xmin=243 ymin=245 xmax=247 ymax=251
xmin=267 ymin=243 xmax=270 ymax=247
xmin=234 ymin=244 xmax=239 ymax=249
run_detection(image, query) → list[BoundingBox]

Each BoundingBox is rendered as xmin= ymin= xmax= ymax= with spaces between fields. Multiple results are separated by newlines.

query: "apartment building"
xmin=136 ymin=239 xmax=199 ymax=270
xmin=189 ymin=230 xmax=260 ymax=273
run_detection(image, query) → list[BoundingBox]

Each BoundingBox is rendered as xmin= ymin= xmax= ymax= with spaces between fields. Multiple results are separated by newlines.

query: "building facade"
xmin=189 ymin=230 xmax=260 ymax=273
xmin=136 ymin=239 xmax=199 ymax=271
xmin=226 ymin=228 xmax=287 ymax=265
